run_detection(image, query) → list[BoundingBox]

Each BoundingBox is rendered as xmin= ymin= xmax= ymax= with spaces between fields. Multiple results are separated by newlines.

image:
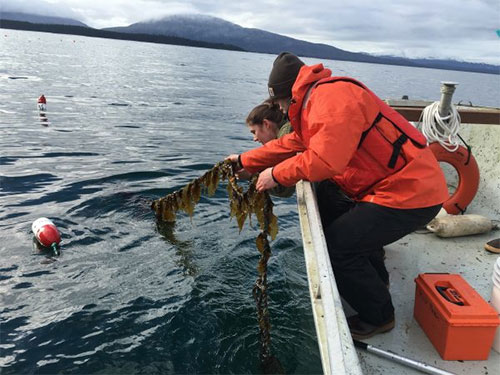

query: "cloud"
xmin=214 ymin=0 xmax=500 ymax=64
xmin=68 ymin=0 xmax=200 ymax=28
xmin=1 ymin=0 xmax=82 ymax=19
xmin=1 ymin=0 xmax=499 ymax=64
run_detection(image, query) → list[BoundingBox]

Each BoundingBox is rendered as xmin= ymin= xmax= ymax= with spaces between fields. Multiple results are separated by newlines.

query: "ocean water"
xmin=0 ymin=29 xmax=499 ymax=375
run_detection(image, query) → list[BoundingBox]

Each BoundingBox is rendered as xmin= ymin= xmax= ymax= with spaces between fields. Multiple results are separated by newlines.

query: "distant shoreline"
xmin=1 ymin=19 xmax=499 ymax=75
xmin=0 ymin=19 xmax=245 ymax=52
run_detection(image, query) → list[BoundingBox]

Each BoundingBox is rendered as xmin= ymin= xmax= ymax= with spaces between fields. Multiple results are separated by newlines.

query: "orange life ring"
xmin=429 ymin=142 xmax=480 ymax=215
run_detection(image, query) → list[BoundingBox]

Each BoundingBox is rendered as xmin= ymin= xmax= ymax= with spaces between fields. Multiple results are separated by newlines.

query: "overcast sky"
xmin=2 ymin=0 xmax=499 ymax=65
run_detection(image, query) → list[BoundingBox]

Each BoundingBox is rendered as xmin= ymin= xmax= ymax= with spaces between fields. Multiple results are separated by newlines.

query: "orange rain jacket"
xmin=240 ymin=63 xmax=449 ymax=209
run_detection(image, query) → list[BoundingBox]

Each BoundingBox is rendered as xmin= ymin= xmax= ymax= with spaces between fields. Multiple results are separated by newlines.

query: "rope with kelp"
xmin=151 ymin=160 xmax=284 ymax=373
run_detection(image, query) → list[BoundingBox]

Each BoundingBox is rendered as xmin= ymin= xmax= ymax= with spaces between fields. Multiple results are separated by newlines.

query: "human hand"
xmin=256 ymin=168 xmax=278 ymax=192
xmin=236 ymin=169 xmax=253 ymax=180
xmin=226 ymin=154 xmax=240 ymax=165
xmin=226 ymin=154 xmax=243 ymax=171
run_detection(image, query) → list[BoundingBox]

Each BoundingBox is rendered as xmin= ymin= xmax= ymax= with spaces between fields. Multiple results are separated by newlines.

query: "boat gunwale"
xmin=296 ymin=180 xmax=363 ymax=375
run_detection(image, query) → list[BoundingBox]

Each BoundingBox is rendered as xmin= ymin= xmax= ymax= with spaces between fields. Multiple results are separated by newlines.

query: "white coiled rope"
xmin=420 ymin=101 xmax=461 ymax=152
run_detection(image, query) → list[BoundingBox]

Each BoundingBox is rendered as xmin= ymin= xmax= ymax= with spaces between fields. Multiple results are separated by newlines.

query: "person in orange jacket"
xmin=227 ymin=52 xmax=449 ymax=339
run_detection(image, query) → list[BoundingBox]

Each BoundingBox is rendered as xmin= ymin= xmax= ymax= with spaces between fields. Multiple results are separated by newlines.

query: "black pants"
xmin=315 ymin=181 xmax=441 ymax=326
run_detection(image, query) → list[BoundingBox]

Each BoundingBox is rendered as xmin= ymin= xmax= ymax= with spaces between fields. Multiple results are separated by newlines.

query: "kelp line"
xmin=151 ymin=160 xmax=284 ymax=374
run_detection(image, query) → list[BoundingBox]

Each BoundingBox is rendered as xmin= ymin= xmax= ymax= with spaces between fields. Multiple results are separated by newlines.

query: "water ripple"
xmin=0 ymin=173 xmax=61 ymax=195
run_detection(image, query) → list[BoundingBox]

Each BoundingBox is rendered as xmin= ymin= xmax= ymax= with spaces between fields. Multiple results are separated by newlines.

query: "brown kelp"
xmin=151 ymin=160 xmax=284 ymax=373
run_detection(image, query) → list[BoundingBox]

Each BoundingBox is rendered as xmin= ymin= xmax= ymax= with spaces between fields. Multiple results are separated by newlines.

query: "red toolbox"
xmin=414 ymin=273 xmax=500 ymax=360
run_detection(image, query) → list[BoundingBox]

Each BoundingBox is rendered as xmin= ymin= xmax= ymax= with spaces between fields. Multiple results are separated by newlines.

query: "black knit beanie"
xmin=268 ymin=52 xmax=305 ymax=99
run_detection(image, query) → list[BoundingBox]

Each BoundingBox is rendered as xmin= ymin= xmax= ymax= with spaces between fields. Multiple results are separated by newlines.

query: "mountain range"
xmin=106 ymin=14 xmax=386 ymax=65
xmin=1 ymin=11 xmax=87 ymax=27
xmin=1 ymin=12 xmax=498 ymax=75
xmin=0 ymin=14 xmax=243 ymax=52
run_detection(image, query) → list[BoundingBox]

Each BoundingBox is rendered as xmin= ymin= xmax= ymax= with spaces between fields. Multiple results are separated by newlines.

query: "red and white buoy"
xmin=32 ymin=217 xmax=61 ymax=255
xmin=38 ymin=94 xmax=47 ymax=111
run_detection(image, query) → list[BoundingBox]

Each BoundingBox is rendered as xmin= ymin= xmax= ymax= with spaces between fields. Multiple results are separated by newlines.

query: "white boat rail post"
xmin=438 ymin=82 xmax=458 ymax=119
xmin=435 ymin=81 xmax=459 ymax=136
xmin=296 ymin=180 xmax=363 ymax=375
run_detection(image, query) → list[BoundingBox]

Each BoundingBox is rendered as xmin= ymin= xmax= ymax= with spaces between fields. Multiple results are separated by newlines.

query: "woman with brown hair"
xmin=242 ymin=99 xmax=294 ymax=198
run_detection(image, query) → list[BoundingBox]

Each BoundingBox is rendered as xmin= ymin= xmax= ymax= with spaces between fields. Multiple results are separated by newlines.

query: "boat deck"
xmin=296 ymin=117 xmax=500 ymax=374
xmin=356 ymin=230 xmax=499 ymax=375
xmin=355 ymin=109 xmax=500 ymax=374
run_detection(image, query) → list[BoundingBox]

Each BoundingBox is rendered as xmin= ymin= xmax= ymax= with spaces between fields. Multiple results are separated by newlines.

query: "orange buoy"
xmin=429 ymin=142 xmax=480 ymax=215
xmin=38 ymin=94 xmax=47 ymax=111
